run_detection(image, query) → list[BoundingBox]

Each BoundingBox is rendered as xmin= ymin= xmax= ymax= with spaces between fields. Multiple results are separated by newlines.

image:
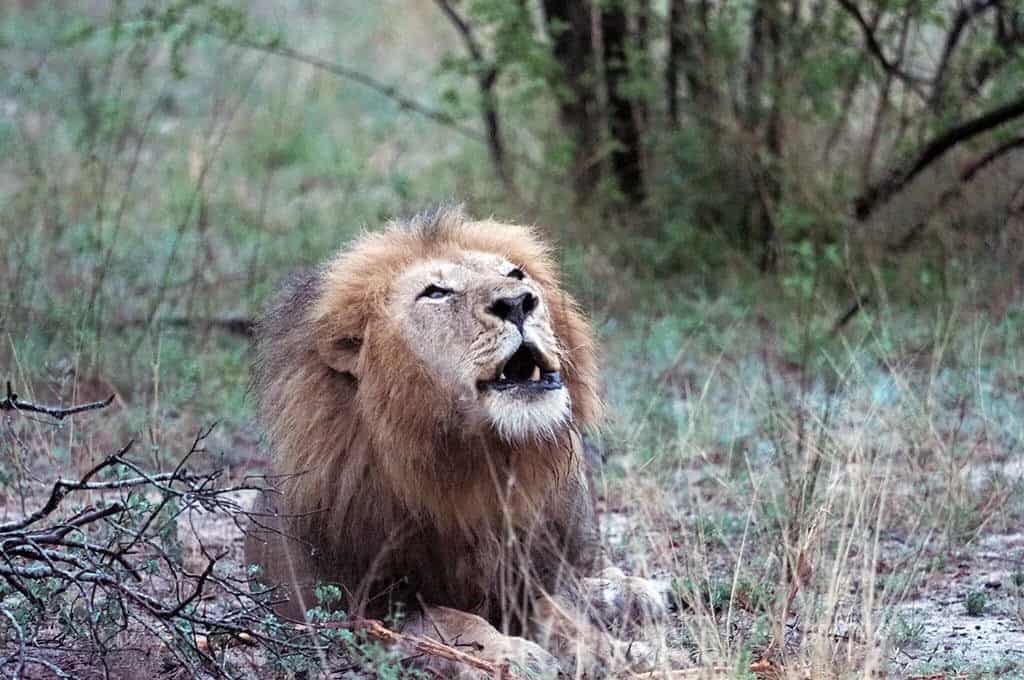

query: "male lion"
xmin=245 ymin=207 xmax=671 ymax=677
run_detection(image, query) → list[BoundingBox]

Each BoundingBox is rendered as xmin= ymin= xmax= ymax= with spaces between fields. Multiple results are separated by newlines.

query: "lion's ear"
xmin=317 ymin=335 xmax=363 ymax=378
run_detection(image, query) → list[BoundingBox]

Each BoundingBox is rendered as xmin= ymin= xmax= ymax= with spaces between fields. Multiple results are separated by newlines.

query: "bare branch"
xmin=962 ymin=135 xmax=1024 ymax=182
xmin=830 ymin=295 xmax=871 ymax=336
xmin=971 ymin=6 xmax=1024 ymax=93
xmin=433 ymin=0 xmax=486 ymax=64
xmin=239 ymin=40 xmax=483 ymax=141
xmin=0 ymin=442 xmax=133 ymax=533
xmin=331 ymin=618 xmax=527 ymax=679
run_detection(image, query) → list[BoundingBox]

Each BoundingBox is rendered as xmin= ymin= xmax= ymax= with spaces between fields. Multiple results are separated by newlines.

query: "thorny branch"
xmin=0 ymin=427 xmax=274 ymax=676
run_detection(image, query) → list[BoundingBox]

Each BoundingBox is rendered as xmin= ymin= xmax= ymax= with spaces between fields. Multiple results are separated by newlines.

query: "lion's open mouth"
xmin=478 ymin=342 xmax=563 ymax=392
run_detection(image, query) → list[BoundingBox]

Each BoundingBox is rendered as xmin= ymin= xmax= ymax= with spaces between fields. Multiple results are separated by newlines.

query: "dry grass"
xmin=595 ymin=305 xmax=1024 ymax=678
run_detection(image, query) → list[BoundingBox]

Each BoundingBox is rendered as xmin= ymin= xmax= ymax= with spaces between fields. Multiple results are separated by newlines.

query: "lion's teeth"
xmin=530 ymin=365 xmax=541 ymax=382
xmin=500 ymin=371 xmax=507 ymax=380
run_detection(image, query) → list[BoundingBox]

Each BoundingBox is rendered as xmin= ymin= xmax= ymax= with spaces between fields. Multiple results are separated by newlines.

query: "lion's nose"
xmin=488 ymin=292 xmax=537 ymax=330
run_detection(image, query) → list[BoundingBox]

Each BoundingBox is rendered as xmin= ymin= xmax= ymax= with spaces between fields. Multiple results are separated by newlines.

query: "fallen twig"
xmin=196 ymin=618 xmax=525 ymax=678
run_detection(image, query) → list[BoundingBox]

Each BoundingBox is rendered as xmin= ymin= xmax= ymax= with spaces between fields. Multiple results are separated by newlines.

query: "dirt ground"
xmin=886 ymin=532 xmax=1024 ymax=676
xmin=598 ymin=507 xmax=1024 ymax=679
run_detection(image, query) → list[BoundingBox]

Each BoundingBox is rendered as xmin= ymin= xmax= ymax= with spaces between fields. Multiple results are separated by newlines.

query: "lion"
xmin=245 ymin=207 xmax=673 ymax=677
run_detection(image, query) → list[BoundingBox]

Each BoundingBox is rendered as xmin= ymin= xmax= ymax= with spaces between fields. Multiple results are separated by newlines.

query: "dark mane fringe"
xmin=398 ymin=202 xmax=466 ymax=242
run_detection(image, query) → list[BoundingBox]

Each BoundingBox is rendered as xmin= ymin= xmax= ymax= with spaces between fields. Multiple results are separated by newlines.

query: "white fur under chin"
xmin=484 ymin=390 xmax=571 ymax=443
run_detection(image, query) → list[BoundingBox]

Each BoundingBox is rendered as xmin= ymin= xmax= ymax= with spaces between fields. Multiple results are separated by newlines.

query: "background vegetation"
xmin=1 ymin=0 xmax=1023 ymax=677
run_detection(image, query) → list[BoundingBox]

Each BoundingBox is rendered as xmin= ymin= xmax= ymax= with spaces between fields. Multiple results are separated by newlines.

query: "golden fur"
xmin=246 ymin=207 xmax=602 ymax=629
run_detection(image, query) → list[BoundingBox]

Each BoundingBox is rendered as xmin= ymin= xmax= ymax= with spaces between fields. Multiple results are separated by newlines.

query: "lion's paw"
xmin=404 ymin=606 xmax=559 ymax=680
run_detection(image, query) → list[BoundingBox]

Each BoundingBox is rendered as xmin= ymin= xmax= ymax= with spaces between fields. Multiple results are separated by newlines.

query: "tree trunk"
xmin=666 ymin=0 xmax=685 ymax=127
xmin=741 ymin=0 xmax=784 ymax=271
xmin=634 ymin=0 xmax=652 ymax=128
xmin=761 ymin=0 xmax=784 ymax=272
xmin=668 ymin=1 xmax=719 ymax=128
xmin=540 ymin=0 xmax=601 ymax=204
xmin=601 ymin=2 xmax=646 ymax=205
xmin=743 ymin=0 xmax=767 ymax=129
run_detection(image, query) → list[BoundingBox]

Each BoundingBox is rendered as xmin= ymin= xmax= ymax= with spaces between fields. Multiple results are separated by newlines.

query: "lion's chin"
xmin=481 ymin=388 xmax=571 ymax=442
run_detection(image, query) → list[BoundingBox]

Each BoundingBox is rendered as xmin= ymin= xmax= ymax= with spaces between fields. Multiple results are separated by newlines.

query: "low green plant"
xmin=891 ymin=614 xmax=927 ymax=648
xmin=966 ymin=590 xmax=988 ymax=617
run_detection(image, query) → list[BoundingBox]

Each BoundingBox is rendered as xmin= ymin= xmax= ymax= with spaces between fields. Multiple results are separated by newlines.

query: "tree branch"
xmin=433 ymin=0 xmax=485 ymax=63
xmin=887 ymin=135 xmax=1024 ymax=252
xmin=340 ymin=619 xmax=526 ymax=679
xmin=0 ymin=427 xmax=347 ymax=676
xmin=931 ymin=1 xmax=998 ymax=112
xmin=235 ymin=39 xmax=481 ymax=139
xmin=836 ymin=0 xmax=924 ymax=91
xmin=432 ymin=0 xmax=517 ymax=195
xmin=854 ymin=93 xmax=1024 ymax=220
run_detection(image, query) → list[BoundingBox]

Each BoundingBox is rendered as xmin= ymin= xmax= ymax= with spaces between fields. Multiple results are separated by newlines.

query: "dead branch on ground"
xmin=112 ymin=316 xmax=254 ymax=337
xmin=0 ymin=381 xmax=114 ymax=420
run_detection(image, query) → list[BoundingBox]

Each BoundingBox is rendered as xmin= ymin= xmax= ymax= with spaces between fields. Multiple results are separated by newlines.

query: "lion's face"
xmin=389 ymin=250 xmax=570 ymax=441
xmin=307 ymin=209 xmax=599 ymax=457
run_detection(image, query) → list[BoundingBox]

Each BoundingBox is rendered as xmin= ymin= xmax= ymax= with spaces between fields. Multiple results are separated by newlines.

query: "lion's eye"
xmin=418 ymin=284 xmax=453 ymax=300
xmin=506 ymin=268 xmax=525 ymax=280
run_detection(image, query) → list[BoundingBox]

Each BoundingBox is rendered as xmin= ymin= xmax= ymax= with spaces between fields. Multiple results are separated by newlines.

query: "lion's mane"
xmin=249 ymin=207 xmax=601 ymax=626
